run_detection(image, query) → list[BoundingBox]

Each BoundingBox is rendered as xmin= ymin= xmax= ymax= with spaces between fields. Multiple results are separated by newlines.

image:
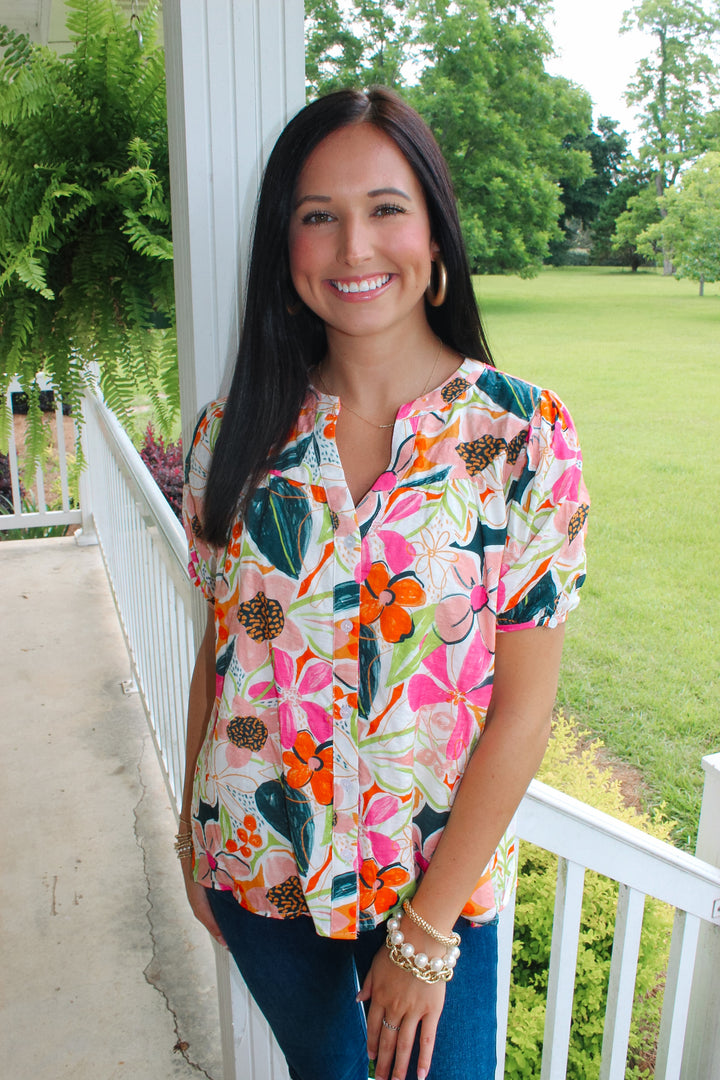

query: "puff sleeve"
xmin=497 ymin=390 xmax=589 ymax=630
xmin=182 ymin=401 xmax=226 ymax=601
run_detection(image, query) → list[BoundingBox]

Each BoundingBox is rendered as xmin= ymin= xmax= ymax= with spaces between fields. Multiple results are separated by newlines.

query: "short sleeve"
xmin=497 ymin=390 xmax=589 ymax=630
xmin=182 ymin=401 xmax=226 ymax=601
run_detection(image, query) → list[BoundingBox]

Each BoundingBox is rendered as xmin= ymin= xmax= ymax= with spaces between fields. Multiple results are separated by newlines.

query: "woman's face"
xmin=288 ymin=122 xmax=438 ymax=345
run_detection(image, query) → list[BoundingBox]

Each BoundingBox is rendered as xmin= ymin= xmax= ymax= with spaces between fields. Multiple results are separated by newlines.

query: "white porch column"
xmin=163 ymin=3 xmax=305 ymax=1078
xmin=164 ymin=0 xmax=305 ymax=472
xmin=681 ymin=752 xmax=720 ymax=1078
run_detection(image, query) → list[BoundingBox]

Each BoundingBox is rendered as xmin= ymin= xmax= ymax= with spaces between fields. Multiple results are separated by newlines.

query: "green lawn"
xmin=474 ymin=266 xmax=720 ymax=848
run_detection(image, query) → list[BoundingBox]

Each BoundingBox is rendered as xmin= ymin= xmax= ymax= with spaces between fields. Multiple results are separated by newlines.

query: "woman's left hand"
xmin=357 ymin=943 xmax=445 ymax=1080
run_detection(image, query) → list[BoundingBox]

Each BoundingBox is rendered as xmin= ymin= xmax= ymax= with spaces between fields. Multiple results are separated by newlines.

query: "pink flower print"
xmin=407 ymin=639 xmax=492 ymax=761
xmin=273 ymin=648 xmax=332 ymax=749
xmin=377 ymin=529 xmax=416 ymax=575
xmin=384 ymin=491 xmax=424 ymax=524
xmin=551 ymin=463 xmax=582 ymax=505
xmin=195 ymin=817 xmax=246 ymax=888
xmin=435 ymin=584 xmax=490 ymax=645
xmin=364 ymin=793 xmax=401 ymax=866
xmin=550 ymin=417 xmax=578 ymax=460
xmin=372 ymin=471 xmax=397 ymax=492
xmin=354 ymin=536 xmax=374 ymax=585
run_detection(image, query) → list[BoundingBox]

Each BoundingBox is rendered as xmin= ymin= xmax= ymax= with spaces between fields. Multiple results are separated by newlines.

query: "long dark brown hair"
xmin=201 ymin=87 xmax=495 ymax=547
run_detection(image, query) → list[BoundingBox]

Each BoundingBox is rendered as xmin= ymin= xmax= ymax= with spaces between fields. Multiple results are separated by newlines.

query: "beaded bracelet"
xmin=174 ymin=829 xmax=194 ymax=860
xmin=385 ymin=912 xmax=461 ymax=984
xmin=402 ymin=900 xmax=460 ymax=949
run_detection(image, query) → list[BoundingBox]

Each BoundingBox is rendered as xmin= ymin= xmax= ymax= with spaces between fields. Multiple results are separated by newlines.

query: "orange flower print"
xmin=360 ymin=562 xmax=425 ymax=643
xmin=226 ymin=814 xmax=263 ymax=858
xmin=359 ymin=858 xmax=408 ymax=915
xmin=283 ymin=731 xmax=334 ymax=805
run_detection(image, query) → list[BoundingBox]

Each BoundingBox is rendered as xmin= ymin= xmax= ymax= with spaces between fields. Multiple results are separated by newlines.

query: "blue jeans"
xmin=208 ymin=888 xmax=498 ymax=1080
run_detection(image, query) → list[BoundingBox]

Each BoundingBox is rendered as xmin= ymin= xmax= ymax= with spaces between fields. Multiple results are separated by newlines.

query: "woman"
xmin=178 ymin=87 xmax=588 ymax=1080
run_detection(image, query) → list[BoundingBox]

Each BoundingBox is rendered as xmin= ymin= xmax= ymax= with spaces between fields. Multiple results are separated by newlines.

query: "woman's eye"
xmin=301 ymin=210 xmax=334 ymax=225
xmin=374 ymin=203 xmax=405 ymax=217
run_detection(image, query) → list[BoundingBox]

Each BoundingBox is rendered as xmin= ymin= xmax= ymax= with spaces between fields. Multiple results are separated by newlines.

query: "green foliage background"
xmin=509 ymin=711 xmax=673 ymax=1079
xmin=0 ymin=0 xmax=176 ymax=460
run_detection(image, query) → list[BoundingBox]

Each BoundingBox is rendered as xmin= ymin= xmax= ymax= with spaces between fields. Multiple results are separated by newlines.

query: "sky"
xmin=545 ymin=0 xmax=652 ymax=147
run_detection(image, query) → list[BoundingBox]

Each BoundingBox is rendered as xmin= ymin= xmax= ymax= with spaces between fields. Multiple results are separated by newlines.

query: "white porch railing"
xmin=73 ymin=387 xmax=720 ymax=1080
xmin=1 ymin=376 xmax=82 ymax=532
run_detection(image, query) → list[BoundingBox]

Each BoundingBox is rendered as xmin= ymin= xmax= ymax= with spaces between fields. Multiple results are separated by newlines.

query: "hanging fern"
xmin=0 ymin=0 xmax=177 ymax=463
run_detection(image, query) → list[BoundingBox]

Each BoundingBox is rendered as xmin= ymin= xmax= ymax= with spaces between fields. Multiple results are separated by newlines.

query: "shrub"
xmin=505 ymin=712 xmax=673 ymax=1079
xmin=140 ymin=425 xmax=182 ymax=520
xmin=0 ymin=450 xmax=17 ymax=513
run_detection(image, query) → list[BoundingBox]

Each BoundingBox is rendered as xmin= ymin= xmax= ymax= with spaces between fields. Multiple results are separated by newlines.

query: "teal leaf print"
xmin=216 ymin=643 xmax=233 ymax=677
xmin=402 ymin=468 xmax=451 ymax=489
xmin=245 ymin=477 xmax=312 ymax=579
xmin=334 ymin=580 xmax=359 ymax=611
xmin=478 ymin=368 xmax=539 ymax=419
xmin=497 ymin=574 xmax=558 ymax=627
xmin=272 ymin=435 xmax=313 ymax=473
xmin=331 ymin=871 xmax=357 ymax=900
xmin=359 ymin=623 xmax=380 ymax=719
xmin=255 ymin=778 xmax=315 ymax=876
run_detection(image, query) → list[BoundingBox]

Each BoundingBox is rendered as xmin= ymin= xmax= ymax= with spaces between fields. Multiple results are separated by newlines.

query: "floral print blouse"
xmin=182 ymin=357 xmax=589 ymax=940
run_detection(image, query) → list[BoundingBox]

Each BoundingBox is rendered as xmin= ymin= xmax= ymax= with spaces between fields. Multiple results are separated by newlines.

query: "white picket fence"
xmin=15 ymin=383 xmax=720 ymax=1080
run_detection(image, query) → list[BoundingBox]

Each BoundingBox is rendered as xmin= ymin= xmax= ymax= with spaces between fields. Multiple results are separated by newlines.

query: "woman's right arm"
xmin=179 ymin=604 xmax=227 ymax=946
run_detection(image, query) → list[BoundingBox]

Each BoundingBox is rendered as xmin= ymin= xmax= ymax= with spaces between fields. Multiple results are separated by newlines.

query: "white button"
xmin=341 ymin=619 xmax=353 ymax=634
xmin=340 ymin=703 xmax=352 ymax=718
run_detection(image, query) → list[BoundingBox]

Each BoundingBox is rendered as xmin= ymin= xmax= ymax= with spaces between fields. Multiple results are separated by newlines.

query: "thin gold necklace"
xmin=316 ymin=340 xmax=444 ymax=431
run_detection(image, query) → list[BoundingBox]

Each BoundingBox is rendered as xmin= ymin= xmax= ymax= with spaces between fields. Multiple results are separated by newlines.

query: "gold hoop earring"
xmin=426 ymin=258 xmax=447 ymax=308
xmin=286 ymin=298 xmax=302 ymax=316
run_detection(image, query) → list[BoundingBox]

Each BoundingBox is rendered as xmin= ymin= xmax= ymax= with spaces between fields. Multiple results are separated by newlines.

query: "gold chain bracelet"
xmin=402 ymin=900 xmax=460 ymax=948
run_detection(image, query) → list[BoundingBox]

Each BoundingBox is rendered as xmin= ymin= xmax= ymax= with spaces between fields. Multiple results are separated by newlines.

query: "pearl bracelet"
xmin=385 ymin=912 xmax=461 ymax=984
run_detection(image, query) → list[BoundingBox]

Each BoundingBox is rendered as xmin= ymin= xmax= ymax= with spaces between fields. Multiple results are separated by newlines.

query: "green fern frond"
xmin=0 ymin=0 xmax=176 ymax=467
xmin=0 ymin=26 xmax=35 ymax=80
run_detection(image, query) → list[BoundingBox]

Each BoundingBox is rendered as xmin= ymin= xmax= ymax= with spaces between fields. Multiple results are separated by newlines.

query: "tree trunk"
xmin=699 ymin=276 xmax=705 ymax=297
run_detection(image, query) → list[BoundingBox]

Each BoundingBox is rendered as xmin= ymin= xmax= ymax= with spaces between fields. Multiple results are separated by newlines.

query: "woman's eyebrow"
xmin=294 ymin=193 xmax=332 ymax=209
xmin=367 ymin=187 xmax=410 ymax=199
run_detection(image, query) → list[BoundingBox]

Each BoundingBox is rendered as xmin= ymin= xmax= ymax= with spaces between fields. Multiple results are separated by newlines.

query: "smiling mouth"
xmin=329 ymin=274 xmax=392 ymax=294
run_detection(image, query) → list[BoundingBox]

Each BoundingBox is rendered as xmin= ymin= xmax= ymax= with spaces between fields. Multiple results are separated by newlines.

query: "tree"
xmin=304 ymin=0 xmax=593 ymax=275
xmin=637 ymin=151 xmax=720 ymax=291
xmin=408 ymin=0 xmax=593 ymax=274
xmin=305 ymin=0 xmax=412 ymax=98
xmin=621 ymin=0 xmax=720 ymax=272
xmin=591 ymin=175 xmax=654 ymax=268
xmin=610 ymin=181 xmax=663 ymax=266
xmin=0 ymin=0 xmax=176 ymax=458
xmin=549 ymin=117 xmax=630 ymax=264
xmin=559 ymin=118 xmax=629 ymax=227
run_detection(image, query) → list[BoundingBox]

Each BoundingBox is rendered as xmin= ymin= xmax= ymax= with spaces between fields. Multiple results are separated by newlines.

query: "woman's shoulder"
xmin=461 ymin=358 xmax=573 ymax=432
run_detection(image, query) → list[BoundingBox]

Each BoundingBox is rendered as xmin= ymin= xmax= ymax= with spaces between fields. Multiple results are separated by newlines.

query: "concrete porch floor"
xmin=1 ymin=537 xmax=223 ymax=1079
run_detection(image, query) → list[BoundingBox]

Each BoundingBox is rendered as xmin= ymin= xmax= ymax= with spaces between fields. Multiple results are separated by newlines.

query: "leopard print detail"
xmin=191 ymin=514 xmax=203 ymax=537
xmin=441 ymin=377 xmax=470 ymax=404
xmin=237 ymin=592 xmax=285 ymax=641
xmin=568 ymin=503 xmax=589 ymax=544
xmin=506 ymin=430 xmax=527 ymax=465
xmin=267 ymin=875 xmax=310 ymax=918
xmin=227 ymin=715 xmax=268 ymax=752
xmin=330 ymin=510 xmax=340 ymax=532
xmin=457 ymin=435 xmax=507 ymax=475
